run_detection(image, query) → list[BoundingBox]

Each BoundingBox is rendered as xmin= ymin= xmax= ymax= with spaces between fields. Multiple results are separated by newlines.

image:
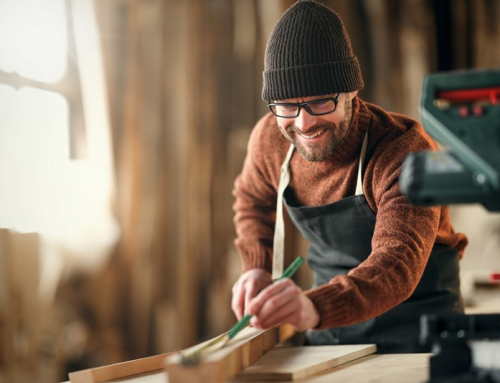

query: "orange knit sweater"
xmin=232 ymin=97 xmax=468 ymax=330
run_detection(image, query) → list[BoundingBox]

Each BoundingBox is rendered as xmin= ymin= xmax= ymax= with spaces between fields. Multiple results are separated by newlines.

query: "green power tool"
xmin=400 ymin=68 xmax=500 ymax=211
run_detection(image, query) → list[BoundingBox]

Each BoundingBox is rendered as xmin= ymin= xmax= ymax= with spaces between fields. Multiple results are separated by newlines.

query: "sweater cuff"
xmin=305 ymin=283 xmax=351 ymax=330
xmin=234 ymin=240 xmax=273 ymax=273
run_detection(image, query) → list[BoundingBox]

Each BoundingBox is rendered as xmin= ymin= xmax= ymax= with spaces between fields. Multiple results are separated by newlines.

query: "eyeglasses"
xmin=268 ymin=93 xmax=341 ymax=118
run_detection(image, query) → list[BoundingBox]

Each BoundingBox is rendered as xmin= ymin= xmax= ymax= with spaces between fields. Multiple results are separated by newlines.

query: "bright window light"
xmin=0 ymin=0 xmax=119 ymax=289
xmin=0 ymin=0 xmax=67 ymax=83
xmin=0 ymin=85 xmax=71 ymax=233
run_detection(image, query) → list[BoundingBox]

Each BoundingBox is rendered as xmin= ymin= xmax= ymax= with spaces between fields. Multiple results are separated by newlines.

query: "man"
xmin=231 ymin=0 xmax=468 ymax=353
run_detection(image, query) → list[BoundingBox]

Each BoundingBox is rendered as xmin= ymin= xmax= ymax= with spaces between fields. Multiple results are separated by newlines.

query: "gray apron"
xmin=276 ymin=135 xmax=464 ymax=353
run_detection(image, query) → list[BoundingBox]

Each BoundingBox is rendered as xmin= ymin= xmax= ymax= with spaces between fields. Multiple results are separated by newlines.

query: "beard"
xmin=278 ymin=95 xmax=354 ymax=162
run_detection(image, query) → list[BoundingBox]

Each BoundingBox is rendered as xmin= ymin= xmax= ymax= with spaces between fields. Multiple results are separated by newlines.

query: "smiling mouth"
xmin=297 ymin=129 xmax=326 ymax=140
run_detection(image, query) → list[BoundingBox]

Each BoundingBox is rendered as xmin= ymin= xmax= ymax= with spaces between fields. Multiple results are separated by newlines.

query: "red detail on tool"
xmin=459 ymin=105 xmax=469 ymax=118
xmin=437 ymin=86 xmax=500 ymax=104
xmin=490 ymin=272 xmax=500 ymax=283
xmin=472 ymin=105 xmax=483 ymax=117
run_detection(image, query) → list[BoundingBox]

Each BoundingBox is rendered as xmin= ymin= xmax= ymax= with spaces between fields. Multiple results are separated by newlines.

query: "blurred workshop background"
xmin=0 ymin=0 xmax=499 ymax=382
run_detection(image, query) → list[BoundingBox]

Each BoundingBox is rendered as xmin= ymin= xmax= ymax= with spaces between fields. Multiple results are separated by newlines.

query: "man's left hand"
xmin=246 ymin=278 xmax=320 ymax=331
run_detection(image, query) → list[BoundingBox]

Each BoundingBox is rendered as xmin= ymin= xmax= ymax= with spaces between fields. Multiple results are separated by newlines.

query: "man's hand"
xmin=247 ymin=278 xmax=320 ymax=331
xmin=231 ymin=268 xmax=273 ymax=320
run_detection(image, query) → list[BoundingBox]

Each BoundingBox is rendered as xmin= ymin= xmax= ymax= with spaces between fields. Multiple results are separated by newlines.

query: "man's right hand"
xmin=231 ymin=268 xmax=273 ymax=320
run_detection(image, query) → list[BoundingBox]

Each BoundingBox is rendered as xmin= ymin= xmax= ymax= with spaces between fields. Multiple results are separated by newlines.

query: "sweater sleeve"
xmin=232 ymin=115 xmax=282 ymax=273
xmin=305 ymin=128 xmax=443 ymax=329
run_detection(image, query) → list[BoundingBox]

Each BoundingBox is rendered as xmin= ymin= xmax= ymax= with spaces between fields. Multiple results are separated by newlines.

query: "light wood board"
xmin=63 ymin=353 xmax=431 ymax=383
xmin=68 ymin=352 xmax=173 ymax=383
xmin=294 ymin=353 xmax=431 ymax=383
xmin=165 ymin=324 xmax=295 ymax=383
xmin=234 ymin=344 xmax=376 ymax=381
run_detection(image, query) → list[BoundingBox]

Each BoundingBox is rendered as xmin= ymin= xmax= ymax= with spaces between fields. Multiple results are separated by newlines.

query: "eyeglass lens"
xmin=270 ymin=98 xmax=337 ymax=118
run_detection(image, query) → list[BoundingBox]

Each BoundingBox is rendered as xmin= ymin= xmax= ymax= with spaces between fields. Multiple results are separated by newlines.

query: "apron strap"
xmin=355 ymin=133 xmax=368 ymax=196
xmin=272 ymin=144 xmax=295 ymax=279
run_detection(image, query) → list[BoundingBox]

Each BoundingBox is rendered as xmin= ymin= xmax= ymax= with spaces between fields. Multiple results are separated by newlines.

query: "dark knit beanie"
xmin=262 ymin=0 xmax=364 ymax=101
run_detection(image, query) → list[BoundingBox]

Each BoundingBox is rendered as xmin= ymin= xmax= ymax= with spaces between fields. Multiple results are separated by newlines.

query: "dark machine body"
xmin=400 ymin=69 xmax=500 ymax=382
xmin=400 ymin=69 xmax=500 ymax=211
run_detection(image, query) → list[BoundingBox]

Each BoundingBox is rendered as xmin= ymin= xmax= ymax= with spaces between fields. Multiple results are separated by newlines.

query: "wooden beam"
xmin=68 ymin=352 xmax=173 ymax=383
xmin=234 ymin=344 xmax=376 ymax=381
xmin=68 ymin=324 xmax=294 ymax=383
xmin=165 ymin=325 xmax=295 ymax=383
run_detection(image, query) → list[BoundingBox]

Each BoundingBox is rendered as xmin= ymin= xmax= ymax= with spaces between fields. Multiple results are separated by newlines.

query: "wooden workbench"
xmin=63 ymin=353 xmax=430 ymax=383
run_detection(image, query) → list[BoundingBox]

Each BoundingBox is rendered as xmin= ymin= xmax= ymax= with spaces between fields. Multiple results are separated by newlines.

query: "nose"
xmin=294 ymin=107 xmax=317 ymax=131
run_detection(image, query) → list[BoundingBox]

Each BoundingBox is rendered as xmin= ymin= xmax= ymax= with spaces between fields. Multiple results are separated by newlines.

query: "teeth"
xmin=299 ymin=129 xmax=325 ymax=139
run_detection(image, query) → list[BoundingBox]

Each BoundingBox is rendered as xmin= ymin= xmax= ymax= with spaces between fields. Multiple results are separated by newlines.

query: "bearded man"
xmin=231 ymin=0 xmax=467 ymax=353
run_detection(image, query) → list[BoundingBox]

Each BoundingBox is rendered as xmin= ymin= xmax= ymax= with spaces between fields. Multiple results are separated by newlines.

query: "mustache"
xmin=285 ymin=121 xmax=336 ymax=135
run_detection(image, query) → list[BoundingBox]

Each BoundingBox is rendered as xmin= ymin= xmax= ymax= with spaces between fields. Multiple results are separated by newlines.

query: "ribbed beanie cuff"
xmin=262 ymin=0 xmax=364 ymax=101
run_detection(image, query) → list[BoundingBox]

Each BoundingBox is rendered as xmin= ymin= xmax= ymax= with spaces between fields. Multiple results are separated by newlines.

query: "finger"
xmin=252 ymin=298 xmax=298 ymax=329
xmin=250 ymin=281 xmax=303 ymax=327
xmin=244 ymin=277 xmax=271 ymax=314
xmin=231 ymin=283 xmax=245 ymax=320
xmin=244 ymin=283 xmax=258 ymax=315
xmin=247 ymin=279 xmax=291 ymax=315
xmin=250 ymin=283 xmax=298 ymax=327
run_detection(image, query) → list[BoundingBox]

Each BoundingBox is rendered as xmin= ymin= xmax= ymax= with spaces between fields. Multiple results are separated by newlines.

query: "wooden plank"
xmin=69 ymin=324 xmax=294 ymax=383
xmin=233 ymin=344 xmax=376 ymax=381
xmin=68 ymin=352 xmax=173 ymax=383
xmin=290 ymin=353 xmax=431 ymax=383
xmin=64 ymin=353 xmax=431 ymax=383
xmin=165 ymin=325 xmax=295 ymax=383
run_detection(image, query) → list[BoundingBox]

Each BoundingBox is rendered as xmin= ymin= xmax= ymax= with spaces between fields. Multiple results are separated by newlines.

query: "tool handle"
xmin=227 ymin=256 xmax=305 ymax=340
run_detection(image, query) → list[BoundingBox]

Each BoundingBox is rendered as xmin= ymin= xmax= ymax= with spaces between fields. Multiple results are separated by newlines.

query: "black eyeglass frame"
xmin=267 ymin=93 xmax=341 ymax=118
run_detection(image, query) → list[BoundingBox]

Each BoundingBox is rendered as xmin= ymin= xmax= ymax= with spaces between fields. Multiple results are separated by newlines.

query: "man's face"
xmin=276 ymin=91 xmax=357 ymax=162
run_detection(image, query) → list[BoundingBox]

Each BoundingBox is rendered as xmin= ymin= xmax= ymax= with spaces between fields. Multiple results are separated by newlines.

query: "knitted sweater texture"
xmin=232 ymin=97 xmax=468 ymax=329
